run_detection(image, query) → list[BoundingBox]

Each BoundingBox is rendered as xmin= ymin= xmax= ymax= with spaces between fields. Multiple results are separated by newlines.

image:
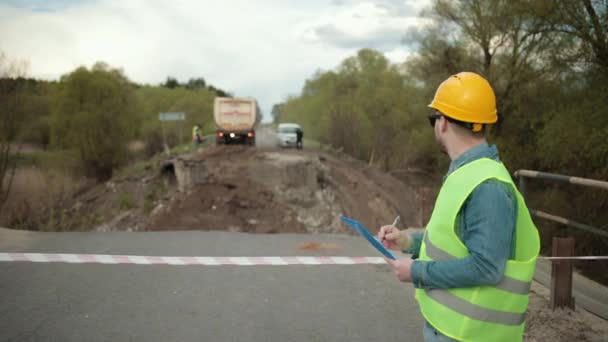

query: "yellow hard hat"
xmin=428 ymin=72 xmax=498 ymax=126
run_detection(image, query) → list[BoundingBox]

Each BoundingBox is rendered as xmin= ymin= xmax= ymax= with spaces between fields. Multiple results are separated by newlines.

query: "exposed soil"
xmin=149 ymin=145 xmax=420 ymax=234
xmin=70 ymin=145 xmax=420 ymax=235
xmin=524 ymin=283 xmax=608 ymax=341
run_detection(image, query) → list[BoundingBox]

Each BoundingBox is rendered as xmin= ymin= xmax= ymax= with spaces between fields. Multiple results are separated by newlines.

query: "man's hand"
xmin=385 ymin=258 xmax=414 ymax=282
xmin=378 ymin=225 xmax=407 ymax=251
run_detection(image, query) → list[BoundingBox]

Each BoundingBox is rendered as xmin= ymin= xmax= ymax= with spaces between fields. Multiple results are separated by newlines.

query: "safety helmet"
xmin=428 ymin=72 xmax=497 ymax=130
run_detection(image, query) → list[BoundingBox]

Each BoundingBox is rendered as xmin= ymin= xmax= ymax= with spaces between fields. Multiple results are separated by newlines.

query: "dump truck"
xmin=214 ymin=97 xmax=257 ymax=146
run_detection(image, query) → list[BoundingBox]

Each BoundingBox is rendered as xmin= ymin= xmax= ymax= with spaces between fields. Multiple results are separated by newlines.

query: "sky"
xmin=0 ymin=0 xmax=431 ymax=121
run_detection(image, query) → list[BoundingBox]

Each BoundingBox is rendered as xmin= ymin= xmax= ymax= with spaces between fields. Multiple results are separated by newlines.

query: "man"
xmin=379 ymin=72 xmax=540 ymax=342
xmin=296 ymin=127 xmax=303 ymax=149
xmin=192 ymin=124 xmax=202 ymax=146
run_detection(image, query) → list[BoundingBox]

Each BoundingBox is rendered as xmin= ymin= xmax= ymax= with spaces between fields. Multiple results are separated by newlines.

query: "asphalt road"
xmin=255 ymin=126 xmax=281 ymax=148
xmin=0 ymin=229 xmax=424 ymax=342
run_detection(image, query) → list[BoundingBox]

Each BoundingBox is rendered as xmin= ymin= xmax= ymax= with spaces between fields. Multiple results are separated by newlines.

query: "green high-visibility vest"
xmin=193 ymin=126 xmax=201 ymax=139
xmin=415 ymin=158 xmax=540 ymax=342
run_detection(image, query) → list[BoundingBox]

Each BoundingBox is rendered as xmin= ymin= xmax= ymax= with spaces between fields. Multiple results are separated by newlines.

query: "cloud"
xmin=0 ymin=0 xmax=430 ymax=121
xmin=332 ymin=0 xmax=420 ymax=17
xmin=301 ymin=0 xmax=425 ymax=50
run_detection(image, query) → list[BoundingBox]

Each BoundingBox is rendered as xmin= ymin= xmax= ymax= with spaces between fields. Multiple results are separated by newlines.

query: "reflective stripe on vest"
xmin=425 ymin=289 xmax=526 ymax=326
xmin=423 ymin=234 xmax=532 ymax=295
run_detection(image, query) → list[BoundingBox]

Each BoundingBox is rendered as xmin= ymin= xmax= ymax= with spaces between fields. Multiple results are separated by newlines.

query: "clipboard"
xmin=340 ymin=215 xmax=396 ymax=260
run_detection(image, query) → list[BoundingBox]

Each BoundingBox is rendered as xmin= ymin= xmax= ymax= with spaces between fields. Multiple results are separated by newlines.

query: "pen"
xmin=392 ymin=215 xmax=400 ymax=227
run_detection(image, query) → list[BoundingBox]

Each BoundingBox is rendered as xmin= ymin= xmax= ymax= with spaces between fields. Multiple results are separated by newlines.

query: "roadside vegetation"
xmin=0 ymin=52 xmax=231 ymax=230
xmin=273 ymin=1 xmax=608 ymax=282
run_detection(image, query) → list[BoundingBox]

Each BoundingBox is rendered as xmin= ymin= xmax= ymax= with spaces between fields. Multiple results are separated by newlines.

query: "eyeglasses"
xmin=428 ymin=114 xmax=442 ymax=127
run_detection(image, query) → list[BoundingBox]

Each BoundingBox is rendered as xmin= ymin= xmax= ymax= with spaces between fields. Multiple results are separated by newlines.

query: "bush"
xmin=51 ymin=62 xmax=140 ymax=182
xmin=117 ymin=192 xmax=136 ymax=210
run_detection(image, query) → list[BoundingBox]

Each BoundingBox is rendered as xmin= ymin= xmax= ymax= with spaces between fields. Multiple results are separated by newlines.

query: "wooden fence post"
xmin=551 ymin=237 xmax=575 ymax=310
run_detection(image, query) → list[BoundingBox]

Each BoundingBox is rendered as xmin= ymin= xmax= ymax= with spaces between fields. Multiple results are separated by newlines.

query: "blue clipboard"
xmin=340 ymin=215 xmax=396 ymax=260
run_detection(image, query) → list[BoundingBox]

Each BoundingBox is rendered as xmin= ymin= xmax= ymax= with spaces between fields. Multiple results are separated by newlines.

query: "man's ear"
xmin=439 ymin=116 xmax=449 ymax=133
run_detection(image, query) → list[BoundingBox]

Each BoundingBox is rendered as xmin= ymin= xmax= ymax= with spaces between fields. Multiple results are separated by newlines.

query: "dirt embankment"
xmin=147 ymin=146 xmax=420 ymax=234
xmin=71 ymin=146 xmax=420 ymax=234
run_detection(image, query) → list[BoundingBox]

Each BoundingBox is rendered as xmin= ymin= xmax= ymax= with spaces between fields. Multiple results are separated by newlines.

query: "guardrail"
xmin=515 ymin=170 xmax=608 ymax=238
xmin=514 ymin=169 xmax=608 ymax=311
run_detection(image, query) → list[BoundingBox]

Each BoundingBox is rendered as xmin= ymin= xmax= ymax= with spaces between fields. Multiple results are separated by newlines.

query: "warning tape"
xmin=1 ymin=253 xmax=606 ymax=265
xmin=0 ymin=253 xmax=386 ymax=265
xmin=538 ymin=256 xmax=608 ymax=260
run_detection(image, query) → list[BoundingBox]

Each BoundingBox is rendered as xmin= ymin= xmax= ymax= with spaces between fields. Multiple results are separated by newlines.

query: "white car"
xmin=276 ymin=123 xmax=302 ymax=148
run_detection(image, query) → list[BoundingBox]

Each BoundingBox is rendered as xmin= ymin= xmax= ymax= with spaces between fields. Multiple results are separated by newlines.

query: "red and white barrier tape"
xmin=1 ymin=253 xmax=606 ymax=265
xmin=538 ymin=256 xmax=608 ymax=260
xmin=0 ymin=253 xmax=386 ymax=265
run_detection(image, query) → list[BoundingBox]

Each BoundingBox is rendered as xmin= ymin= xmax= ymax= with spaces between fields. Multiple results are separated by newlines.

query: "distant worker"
xmin=192 ymin=124 xmax=203 ymax=146
xmin=296 ymin=127 xmax=303 ymax=149
xmin=378 ymin=72 xmax=540 ymax=342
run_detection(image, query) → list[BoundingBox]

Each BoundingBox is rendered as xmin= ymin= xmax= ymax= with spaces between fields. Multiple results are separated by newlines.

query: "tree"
xmin=0 ymin=51 xmax=29 ymax=215
xmin=531 ymin=0 xmax=608 ymax=69
xmin=185 ymin=77 xmax=206 ymax=89
xmin=275 ymin=48 xmax=436 ymax=170
xmin=135 ymin=83 xmax=219 ymax=155
xmin=207 ymin=85 xmax=231 ymax=97
xmin=163 ymin=76 xmax=179 ymax=89
xmin=255 ymin=102 xmax=263 ymax=125
xmin=271 ymin=103 xmax=284 ymax=124
xmin=51 ymin=62 xmax=139 ymax=181
xmin=426 ymin=0 xmax=559 ymax=127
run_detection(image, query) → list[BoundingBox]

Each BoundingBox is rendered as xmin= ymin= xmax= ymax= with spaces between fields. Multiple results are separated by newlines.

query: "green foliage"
xmin=144 ymin=179 xmax=166 ymax=214
xmin=136 ymin=85 xmax=217 ymax=155
xmin=527 ymin=0 xmax=608 ymax=69
xmin=163 ymin=77 xmax=179 ymax=89
xmin=537 ymin=71 xmax=608 ymax=177
xmin=0 ymin=78 xmax=55 ymax=147
xmin=117 ymin=192 xmax=136 ymax=210
xmin=276 ymin=49 xmax=442 ymax=171
xmin=115 ymin=159 xmax=152 ymax=179
xmin=51 ymin=62 xmax=140 ymax=181
xmin=0 ymin=52 xmax=32 ymax=215
xmin=185 ymin=78 xmax=206 ymax=90
xmin=10 ymin=149 xmax=78 ymax=171
xmin=169 ymin=143 xmax=194 ymax=155
xmin=162 ymin=76 xmax=229 ymax=96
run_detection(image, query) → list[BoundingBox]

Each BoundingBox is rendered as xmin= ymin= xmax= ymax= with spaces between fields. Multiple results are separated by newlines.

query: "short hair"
xmin=446 ymin=117 xmax=486 ymax=137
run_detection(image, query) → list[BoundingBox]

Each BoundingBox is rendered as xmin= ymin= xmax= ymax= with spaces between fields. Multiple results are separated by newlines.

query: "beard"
xmin=434 ymin=130 xmax=448 ymax=155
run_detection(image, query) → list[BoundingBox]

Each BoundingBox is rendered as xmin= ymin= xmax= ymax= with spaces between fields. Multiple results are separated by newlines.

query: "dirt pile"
xmin=70 ymin=145 xmax=420 ymax=234
xmin=146 ymin=146 xmax=420 ymax=234
xmin=147 ymin=147 xmax=306 ymax=233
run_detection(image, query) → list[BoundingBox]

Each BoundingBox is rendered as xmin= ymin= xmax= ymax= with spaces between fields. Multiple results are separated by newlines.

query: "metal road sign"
xmin=159 ymin=112 xmax=186 ymax=121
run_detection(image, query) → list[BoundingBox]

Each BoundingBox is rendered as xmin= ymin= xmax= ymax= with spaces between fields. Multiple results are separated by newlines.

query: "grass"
xmin=9 ymin=149 xmax=79 ymax=171
xmin=144 ymin=180 xmax=166 ymax=214
xmin=169 ymin=143 xmax=194 ymax=154
xmin=115 ymin=159 xmax=153 ymax=179
xmin=117 ymin=192 xmax=136 ymax=210
xmin=169 ymin=137 xmax=214 ymax=155
xmin=303 ymin=138 xmax=322 ymax=149
xmin=115 ymin=140 xmax=203 ymax=180
xmin=0 ymin=166 xmax=90 ymax=230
